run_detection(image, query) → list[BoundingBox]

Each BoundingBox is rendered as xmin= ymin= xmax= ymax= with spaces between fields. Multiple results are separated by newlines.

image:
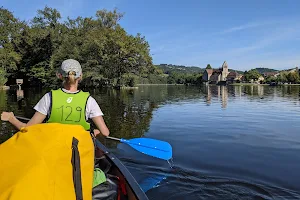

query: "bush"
xmin=0 ymin=68 xmax=7 ymax=86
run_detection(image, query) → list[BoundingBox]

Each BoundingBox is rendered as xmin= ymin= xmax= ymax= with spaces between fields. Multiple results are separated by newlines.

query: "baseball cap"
xmin=59 ymin=59 xmax=82 ymax=78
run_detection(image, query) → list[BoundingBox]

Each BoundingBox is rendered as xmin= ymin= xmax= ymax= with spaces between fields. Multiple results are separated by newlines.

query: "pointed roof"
xmin=222 ymin=61 xmax=228 ymax=68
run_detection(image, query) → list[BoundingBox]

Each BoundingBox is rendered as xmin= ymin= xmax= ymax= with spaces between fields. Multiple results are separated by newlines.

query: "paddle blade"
xmin=120 ymin=138 xmax=172 ymax=161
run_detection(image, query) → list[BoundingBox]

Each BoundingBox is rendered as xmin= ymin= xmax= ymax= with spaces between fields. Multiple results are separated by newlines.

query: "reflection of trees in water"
xmin=200 ymin=85 xmax=300 ymax=108
xmin=241 ymin=85 xmax=300 ymax=101
xmin=0 ymin=90 xmax=8 ymax=143
xmin=90 ymin=88 xmax=157 ymax=148
xmin=1 ymin=85 xmax=300 ymax=145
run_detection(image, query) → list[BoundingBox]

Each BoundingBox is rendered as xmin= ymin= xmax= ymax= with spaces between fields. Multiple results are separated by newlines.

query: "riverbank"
xmin=121 ymin=86 xmax=139 ymax=89
xmin=229 ymin=83 xmax=269 ymax=86
xmin=230 ymin=83 xmax=300 ymax=86
xmin=136 ymin=84 xmax=185 ymax=86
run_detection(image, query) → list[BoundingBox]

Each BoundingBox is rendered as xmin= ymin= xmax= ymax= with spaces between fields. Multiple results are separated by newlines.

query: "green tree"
xmin=277 ymin=72 xmax=288 ymax=83
xmin=0 ymin=67 xmax=7 ymax=86
xmin=0 ymin=7 xmax=23 ymax=75
xmin=287 ymin=72 xmax=299 ymax=83
xmin=265 ymin=76 xmax=277 ymax=83
xmin=244 ymin=69 xmax=261 ymax=81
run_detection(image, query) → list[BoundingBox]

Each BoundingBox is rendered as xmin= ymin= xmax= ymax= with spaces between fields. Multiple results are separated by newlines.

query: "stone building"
xmin=202 ymin=61 xmax=232 ymax=84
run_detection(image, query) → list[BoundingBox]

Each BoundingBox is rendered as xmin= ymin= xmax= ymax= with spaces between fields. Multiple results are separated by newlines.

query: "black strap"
xmin=71 ymin=137 xmax=83 ymax=200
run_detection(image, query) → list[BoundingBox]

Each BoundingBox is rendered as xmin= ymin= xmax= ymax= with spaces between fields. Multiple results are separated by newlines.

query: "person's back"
xmin=46 ymin=88 xmax=91 ymax=130
xmin=1 ymin=59 xmax=109 ymax=137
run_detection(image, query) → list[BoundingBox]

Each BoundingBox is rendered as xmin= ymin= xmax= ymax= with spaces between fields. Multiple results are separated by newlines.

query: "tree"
xmin=287 ymin=72 xmax=299 ymax=83
xmin=0 ymin=7 xmax=23 ymax=75
xmin=31 ymin=6 xmax=62 ymax=30
xmin=265 ymin=75 xmax=277 ymax=83
xmin=244 ymin=69 xmax=261 ymax=81
xmin=0 ymin=67 xmax=7 ymax=85
xmin=277 ymin=72 xmax=288 ymax=83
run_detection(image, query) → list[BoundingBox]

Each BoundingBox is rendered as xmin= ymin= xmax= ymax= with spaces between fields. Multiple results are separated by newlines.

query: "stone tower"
xmin=221 ymin=61 xmax=229 ymax=81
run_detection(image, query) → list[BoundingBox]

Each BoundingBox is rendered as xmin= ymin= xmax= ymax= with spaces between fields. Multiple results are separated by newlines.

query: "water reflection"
xmin=1 ymin=85 xmax=300 ymax=199
xmin=2 ymin=85 xmax=300 ymax=139
xmin=1 ymin=85 xmax=300 ymax=142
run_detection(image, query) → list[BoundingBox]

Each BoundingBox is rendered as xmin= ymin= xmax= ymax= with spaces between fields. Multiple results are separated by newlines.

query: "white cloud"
xmin=219 ymin=22 xmax=267 ymax=34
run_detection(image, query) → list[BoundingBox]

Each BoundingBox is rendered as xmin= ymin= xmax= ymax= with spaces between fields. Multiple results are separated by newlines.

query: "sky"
xmin=2 ymin=0 xmax=300 ymax=71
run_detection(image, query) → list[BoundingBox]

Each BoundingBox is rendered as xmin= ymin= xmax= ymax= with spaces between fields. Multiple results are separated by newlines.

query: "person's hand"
xmin=93 ymin=129 xmax=101 ymax=136
xmin=1 ymin=112 xmax=14 ymax=122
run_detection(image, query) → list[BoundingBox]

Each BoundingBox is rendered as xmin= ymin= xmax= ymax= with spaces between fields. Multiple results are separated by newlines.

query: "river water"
xmin=1 ymin=85 xmax=300 ymax=199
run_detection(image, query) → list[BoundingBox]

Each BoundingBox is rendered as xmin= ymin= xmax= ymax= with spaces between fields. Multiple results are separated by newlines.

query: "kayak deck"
xmin=93 ymin=140 xmax=149 ymax=200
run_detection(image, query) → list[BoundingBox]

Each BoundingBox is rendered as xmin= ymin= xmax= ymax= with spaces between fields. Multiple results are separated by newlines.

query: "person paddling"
xmin=1 ymin=59 xmax=109 ymax=137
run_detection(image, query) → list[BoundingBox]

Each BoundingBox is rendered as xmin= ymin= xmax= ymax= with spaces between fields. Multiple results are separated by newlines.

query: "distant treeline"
xmin=255 ymin=68 xmax=278 ymax=74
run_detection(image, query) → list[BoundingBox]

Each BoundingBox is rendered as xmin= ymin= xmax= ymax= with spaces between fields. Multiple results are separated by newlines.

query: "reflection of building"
xmin=204 ymin=85 xmax=228 ymax=108
xmin=257 ymin=85 xmax=264 ymax=96
xmin=219 ymin=86 xmax=228 ymax=109
xmin=202 ymin=61 xmax=241 ymax=84
xmin=234 ymin=85 xmax=242 ymax=98
xmin=205 ymin=85 xmax=212 ymax=105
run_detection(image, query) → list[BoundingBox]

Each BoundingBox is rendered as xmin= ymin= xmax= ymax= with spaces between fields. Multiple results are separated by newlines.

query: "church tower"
xmin=221 ymin=61 xmax=229 ymax=81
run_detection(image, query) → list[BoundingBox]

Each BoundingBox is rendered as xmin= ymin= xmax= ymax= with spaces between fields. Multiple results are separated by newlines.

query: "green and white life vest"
xmin=47 ymin=89 xmax=90 ymax=130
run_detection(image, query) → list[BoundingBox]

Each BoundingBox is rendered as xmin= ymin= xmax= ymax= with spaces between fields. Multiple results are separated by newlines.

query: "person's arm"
xmin=92 ymin=116 xmax=110 ymax=137
xmin=1 ymin=111 xmax=46 ymax=130
xmin=86 ymin=96 xmax=109 ymax=137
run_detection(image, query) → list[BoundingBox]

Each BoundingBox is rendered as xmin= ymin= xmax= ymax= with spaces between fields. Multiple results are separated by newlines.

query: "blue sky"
xmin=2 ymin=0 xmax=300 ymax=71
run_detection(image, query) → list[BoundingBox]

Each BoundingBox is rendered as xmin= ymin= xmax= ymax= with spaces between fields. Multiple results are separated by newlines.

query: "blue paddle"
xmin=106 ymin=136 xmax=172 ymax=161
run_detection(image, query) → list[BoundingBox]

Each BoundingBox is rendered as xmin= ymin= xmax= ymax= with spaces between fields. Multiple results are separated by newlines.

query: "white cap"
xmin=59 ymin=59 xmax=82 ymax=78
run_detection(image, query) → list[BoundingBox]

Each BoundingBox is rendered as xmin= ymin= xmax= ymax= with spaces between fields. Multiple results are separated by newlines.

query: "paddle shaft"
xmin=15 ymin=116 xmax=31 ymax=121
xmin=106 ymin=136 xmax=121 ymax=142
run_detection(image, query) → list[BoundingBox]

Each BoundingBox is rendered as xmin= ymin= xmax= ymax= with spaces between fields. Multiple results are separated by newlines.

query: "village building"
xmin=202 ymin=61 xmax=241 ymax=84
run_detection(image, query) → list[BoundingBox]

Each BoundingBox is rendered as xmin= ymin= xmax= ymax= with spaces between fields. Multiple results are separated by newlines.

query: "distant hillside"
xmin=254 ymin=68 xmax=278 ymax=74
xmin=156 ymin=64 xmax=244 ymax=75
xmin=155 ymin=64 xmax=280 ymax=76
xmin=156 ymin=64 xmax=205 ymax=74
xmin=228 ymin=69 xmax=244 ymax=74
xmin=227 ymin=68 xmax=277 ymax=75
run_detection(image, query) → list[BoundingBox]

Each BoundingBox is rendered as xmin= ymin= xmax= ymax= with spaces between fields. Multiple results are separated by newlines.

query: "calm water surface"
xmin=1 ymin=85 xmax=300 ymax=200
